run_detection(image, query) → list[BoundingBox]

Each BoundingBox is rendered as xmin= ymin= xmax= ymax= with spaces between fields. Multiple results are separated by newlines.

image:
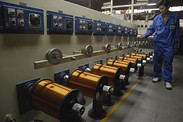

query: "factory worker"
xmin=141 ymin=0 xmax=180 ymax=90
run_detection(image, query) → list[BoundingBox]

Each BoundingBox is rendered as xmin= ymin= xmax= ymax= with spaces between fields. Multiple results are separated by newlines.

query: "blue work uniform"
xmin=144 ymin=12 xmax=180 ymax=83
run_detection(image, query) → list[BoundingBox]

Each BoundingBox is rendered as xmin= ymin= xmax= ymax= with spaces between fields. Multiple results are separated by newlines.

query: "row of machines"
xmin=0 ymin=1 xmax=137 ymax=36
xmin=16 ymin=52 xmax=154 ymax=122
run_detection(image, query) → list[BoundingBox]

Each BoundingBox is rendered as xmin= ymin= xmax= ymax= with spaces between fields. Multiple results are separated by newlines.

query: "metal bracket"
xmin=78 ymin=63 xmax=90 ymax=71
xmin=94 ymin=59 xmax=103 ymax=64
xmin=16 ymin=78 xmax=40 ymax=114
xmin=54 ymin=69 xmax=70 ymax=86
xmin=106 ymin=56 xmax=113 ymax=62
xmin=115 ymin=55 xmax=119 ymax=60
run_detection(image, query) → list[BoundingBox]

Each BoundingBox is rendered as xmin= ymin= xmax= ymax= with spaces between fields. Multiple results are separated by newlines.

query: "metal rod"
xmin=34 ymin=46 xmax=132 ymax=69
xmin=131 ymin=0 xmax=134 ymax=23
xmin=110 ymin=0 xmax=113 ymax=15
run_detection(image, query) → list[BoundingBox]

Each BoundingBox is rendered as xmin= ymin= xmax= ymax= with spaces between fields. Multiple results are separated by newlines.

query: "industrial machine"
xmin=0 ymin=0 xmax=138 ymax=121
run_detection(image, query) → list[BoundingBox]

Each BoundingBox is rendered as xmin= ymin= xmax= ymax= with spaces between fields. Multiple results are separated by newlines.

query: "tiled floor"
xmin=83 ymin=55 xmax=183 ymax=122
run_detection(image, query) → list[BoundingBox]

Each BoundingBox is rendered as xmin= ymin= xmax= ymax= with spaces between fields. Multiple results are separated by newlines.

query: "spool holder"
xmin=73 ymin=45 xmax=93 ymax=57
xmin=78 ymin=64 xmax=90 ymax=72
xmin=94 ymin=59 xmax=103 ymax=64
xmin=16 ymin=78 xmax=40 ymax=114
xmin=54 ymin=69 xmax=70 ymax=86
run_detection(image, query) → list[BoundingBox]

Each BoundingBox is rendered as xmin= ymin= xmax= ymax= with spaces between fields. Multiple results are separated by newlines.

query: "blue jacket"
xmin=144 ymin=12 xmax=180 ymax=47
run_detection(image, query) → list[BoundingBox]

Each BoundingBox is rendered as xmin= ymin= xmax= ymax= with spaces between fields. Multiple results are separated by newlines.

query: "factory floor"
xmin=83 ymin=54 xmax=183 ymax=122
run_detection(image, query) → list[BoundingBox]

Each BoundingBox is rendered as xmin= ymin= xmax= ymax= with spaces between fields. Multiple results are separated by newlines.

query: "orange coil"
xmin=130 ymin=55 xmax=143 ymax=62
xmin=125 ymin=54 xmax=131 ymax=58
xmin=131 ymin=53 xmax=147 ymax=59
xmin=69 ymin=70 xmax=108 ymax=98
xmin=106 ymin=59 xmax=131 ymax=75
xmin=118 ymin=56 xmax=137 ymax=65
xmin=91 ymin=63 xmax=122 ymax=84
xmin=31 ymin=79 xmax=83 ymax=120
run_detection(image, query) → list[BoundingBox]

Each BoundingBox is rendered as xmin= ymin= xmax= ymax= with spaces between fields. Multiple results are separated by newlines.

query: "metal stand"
xmin=103 ymin=93 xmax=115 ymax=106
xmin=88 ymin=99 xmax=106 ymax=120
xmin=113 ymin=80 xmax=123 ymax=96
xmin=137 ymin=65 xmax=144 ymax=77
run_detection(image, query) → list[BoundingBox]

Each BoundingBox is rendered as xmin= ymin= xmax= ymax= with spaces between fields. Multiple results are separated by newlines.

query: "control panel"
xmin=123 ymin=27 xmax=129 ymax=36
xmin=0 ymin=1 xmax=44 ymax=34
xmin=75 ymin=16 xmax=93 ymax=35
xmin=93 ymin=20 xmax=106 ymax=35
xmin=133 ymin=29 xmax=138 ymax=37
xmin=106 ymin=23 xmax=116 ymax=36
xmin=47 ymin=11 xmax=73 ymax=34
xmin=116 ymin=25 xmax=123 ymax=36
xmin=129 ymin=28 xmax=134 ymax=37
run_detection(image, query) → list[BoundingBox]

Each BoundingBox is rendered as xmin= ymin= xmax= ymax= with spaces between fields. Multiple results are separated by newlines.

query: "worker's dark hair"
xmin=157 ymin=0 xmax=170 ymax=8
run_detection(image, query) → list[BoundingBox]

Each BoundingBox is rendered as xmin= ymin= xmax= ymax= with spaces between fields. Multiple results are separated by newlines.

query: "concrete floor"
xmin=82 ymin=54 xmax=183 ymax=122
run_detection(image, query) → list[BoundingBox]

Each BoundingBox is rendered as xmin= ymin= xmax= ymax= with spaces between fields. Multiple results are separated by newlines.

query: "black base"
xmin=61 ymin=116 xmax=86 ymax=122
xmin=88 ymin=108 xmax=106 ymax=120
xmin=137 ymin=65 xmax=144 ymax=77
xmin=113 ymin=90 xmax=123 ymax=97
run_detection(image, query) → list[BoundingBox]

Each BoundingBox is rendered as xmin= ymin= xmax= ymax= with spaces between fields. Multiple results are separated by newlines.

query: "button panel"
xmin=116 ymin=25 xmax=123 ymax=36
xmin=123 ymin=27 xmax=130 ymax=36
xmin=0 ymin=1 xmax=44 ymax=34
xmin=75 ymin=16 xmax=93 ymax=35
xmin=93 ymin=20 xmax=106 ymax=35
xmin=47 ymin=11 xmax=73 ymax=34
xmin=106 ymin=23 xmax=116 ymax=36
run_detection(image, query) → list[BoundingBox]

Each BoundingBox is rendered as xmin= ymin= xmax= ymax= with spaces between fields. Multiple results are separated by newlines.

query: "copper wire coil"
xmin=130 ymin=55 xmax=143 ymax=62
xmin=118 ymin=56 xmax=137 ymax=65
xmin=69 ymin=69 xmax=108 ymax=98
xmin=131 ymin=53 xmax=147 ymax=59
xmin=125 ymin=54 xmax=143 ymax=62
xmin=91 ymin=63 xmax=122 ymax=84
xmin=106 ymin=59 xmax=131 ymax=76
xmin=119 ymin=57 xmax=138 ymax=70
xmin=125 ymin=54 xmax=131 ymax=58
xmin=31 ymin=79 xmax=84 ymax=120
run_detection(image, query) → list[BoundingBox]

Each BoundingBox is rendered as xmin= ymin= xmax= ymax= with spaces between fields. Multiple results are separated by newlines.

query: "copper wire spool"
xmin=69 ymin=69 xmax=108 ymax=98
xmin=118 ymin=57 xmax=138 ymax=70
xmin=130 ymin=55 xmax=143 ymax=62
xmin=91 ymin=63 xmax=122 ymax=84
xmin=30 ymin=79 xmax=84 ymax=121
xmin=131 ymin=53 xmax=147 ymax=59
xmin=125 ymin=54 xmax=143 ymax=63
xmin=125 ymin=54 xmax=131 ymax=58
xmin=106 ymin=59 xmax=131 ymax=76
xmin=118 ymin=56 xmax=137 ymax=66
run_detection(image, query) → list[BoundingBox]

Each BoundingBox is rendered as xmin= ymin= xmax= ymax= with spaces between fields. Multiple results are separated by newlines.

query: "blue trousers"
xmin=154 ymin=45 xmax=174 ymax=83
